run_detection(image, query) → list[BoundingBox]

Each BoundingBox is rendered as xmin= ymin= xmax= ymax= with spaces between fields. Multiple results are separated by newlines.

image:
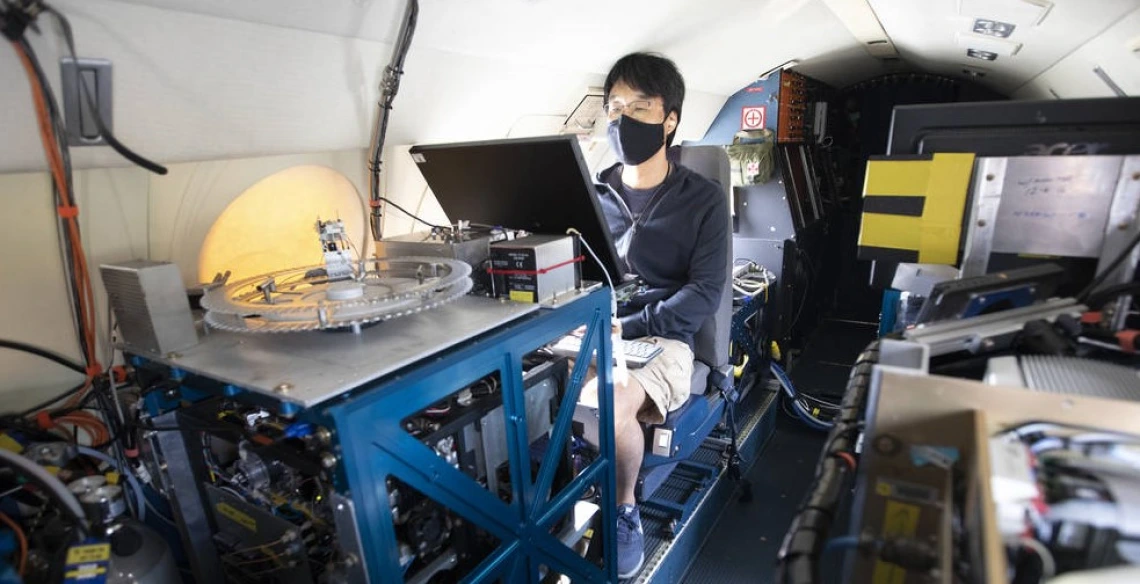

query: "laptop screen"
xmin=408 ymin=135 xmax=624 ymax=285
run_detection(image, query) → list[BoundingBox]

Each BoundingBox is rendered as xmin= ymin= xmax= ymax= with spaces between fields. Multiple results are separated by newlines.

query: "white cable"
xmin=1019 ymin=537 xmax=1055 ymax=579
xmin=566 ymin=229 xmax=615 ymax=305
xmin=567 ymin=228 xmax=627 ymax=386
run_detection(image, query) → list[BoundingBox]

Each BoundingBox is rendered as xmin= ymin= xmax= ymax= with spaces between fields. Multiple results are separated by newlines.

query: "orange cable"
xmin=12 ymin=42 xmax=102 ymax=409
xmin=0 ymin=512 xmax=28 ymax=575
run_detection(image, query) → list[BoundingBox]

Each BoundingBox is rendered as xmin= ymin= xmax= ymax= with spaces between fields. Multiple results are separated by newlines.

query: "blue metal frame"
xmin=316 ymin=288 xmax=617 ymax=583
xmin=131 ymin=289 xmax=619 ymax=582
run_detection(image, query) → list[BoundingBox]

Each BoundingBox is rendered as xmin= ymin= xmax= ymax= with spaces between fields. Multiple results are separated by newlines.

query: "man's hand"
xmin=571 ymin=320 xmax=623 ymax=339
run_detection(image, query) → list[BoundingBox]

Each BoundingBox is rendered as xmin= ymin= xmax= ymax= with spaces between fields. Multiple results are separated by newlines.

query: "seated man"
xmin=594 ymin=52 xmax=729 ymax=577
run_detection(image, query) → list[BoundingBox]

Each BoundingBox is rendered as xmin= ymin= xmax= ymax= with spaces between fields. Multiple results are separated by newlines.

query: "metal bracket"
xmin=1097 ymin=155 xmax=1140 ymax=329
xmin=60 ymin=57 xmax=112 ymax=146
xmin=330 ymin=494 xmax=370 ymax=584
xmin=960 ymin=157 xmax=1006 ymax=278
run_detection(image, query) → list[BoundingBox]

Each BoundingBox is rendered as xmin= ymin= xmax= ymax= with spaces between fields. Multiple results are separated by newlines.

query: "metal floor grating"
xmin=622 ymin=388 xmax=779 ymax=584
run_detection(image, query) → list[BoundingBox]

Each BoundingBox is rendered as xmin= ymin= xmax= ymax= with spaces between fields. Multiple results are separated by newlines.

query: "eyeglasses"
xmin=603 ymin=100 xmax=657 ymax=122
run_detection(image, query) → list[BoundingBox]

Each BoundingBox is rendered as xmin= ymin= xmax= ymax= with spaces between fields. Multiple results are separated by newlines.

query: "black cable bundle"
xmin=368 ymin=0 xmax=424 ymax=239
xmin=776 ymin=341 xmax=880 ymax=584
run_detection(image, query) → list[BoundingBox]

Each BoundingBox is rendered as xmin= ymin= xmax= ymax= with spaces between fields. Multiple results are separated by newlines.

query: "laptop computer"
xmin=408 ymin=135 xmax=626 ymax=285
xmin=409 ymin=135 xmax=658 ymax=367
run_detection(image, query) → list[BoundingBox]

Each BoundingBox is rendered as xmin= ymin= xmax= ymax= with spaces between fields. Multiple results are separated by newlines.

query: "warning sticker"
xmin=872 ymin=500 xmax=921 ymax=584
xmin=65 ymin=544 xmax=111 ymax=565
xmin=217 ymin=501 xmax=258 ymax=532
xmin=509 ymin=290 xmax=536 ymax=303
xmin=875 ymin=478 xmax=939 ymax=505
xmin=63 ymin=542 xmax=111 ymax=584
xmin=741 ymin=105 xmax=766 ymax=130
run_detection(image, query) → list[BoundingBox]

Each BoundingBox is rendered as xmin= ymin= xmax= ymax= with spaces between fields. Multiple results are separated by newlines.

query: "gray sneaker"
xmin=616 ymin=504 xmax=645 ymax=579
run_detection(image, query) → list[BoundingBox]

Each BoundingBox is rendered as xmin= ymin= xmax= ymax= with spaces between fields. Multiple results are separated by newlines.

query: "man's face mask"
xmin=607 ymin=115 xmax=665 ymax=167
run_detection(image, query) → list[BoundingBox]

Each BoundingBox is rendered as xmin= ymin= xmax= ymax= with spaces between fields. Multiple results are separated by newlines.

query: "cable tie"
xmin=35 ymin=411 xmax=53 ymax=430
xmin=1116 ymin=330 xmax=1139 ymax=353
xmin=56 ymin=205 xmax=79 ymax=219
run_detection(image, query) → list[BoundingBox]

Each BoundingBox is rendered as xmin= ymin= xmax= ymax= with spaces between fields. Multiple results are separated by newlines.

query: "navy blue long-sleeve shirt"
xmin=595 ymin=162 xmax=729 ymax=349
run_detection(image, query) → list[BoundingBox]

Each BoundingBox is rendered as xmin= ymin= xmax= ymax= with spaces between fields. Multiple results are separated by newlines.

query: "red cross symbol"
xmin=741 ymin=106 xmax=766 ymax=130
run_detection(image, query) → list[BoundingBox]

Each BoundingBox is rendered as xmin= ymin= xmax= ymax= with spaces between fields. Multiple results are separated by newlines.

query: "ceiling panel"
xmin=869 ymin=0 xmax=1140 ymax=94
xmin=957 ymin=0 xmax=1053 ymax=25
xmin=1015 ymin=5 xmax=1140 ymax=98
xmin=113 ymin=0 xmax=878 ymax=95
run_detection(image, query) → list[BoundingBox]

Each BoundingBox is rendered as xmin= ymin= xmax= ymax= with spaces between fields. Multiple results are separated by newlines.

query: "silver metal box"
xmin=101 ymin=260 xmax=198 ymax=355
xmin=375 ymin=231 xmax=491 ymax=268
xmin=490 ymin=235 xmax=578 ymax=304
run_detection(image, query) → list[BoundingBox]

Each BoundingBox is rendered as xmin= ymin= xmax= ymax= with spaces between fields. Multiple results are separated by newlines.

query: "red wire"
xmin=834 ymin=451 xmax=857 ymax=471
xmin=486 ymin=255 xmax=584 ymax=276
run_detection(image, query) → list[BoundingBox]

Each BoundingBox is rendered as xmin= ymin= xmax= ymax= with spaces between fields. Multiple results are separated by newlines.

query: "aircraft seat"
xmin=634 ymin=144 xmax=737 ymax=506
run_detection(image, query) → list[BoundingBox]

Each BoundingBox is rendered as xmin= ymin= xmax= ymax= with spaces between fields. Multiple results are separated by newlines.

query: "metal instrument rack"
xmin=131 ymin=289 xmax=619 ymax=583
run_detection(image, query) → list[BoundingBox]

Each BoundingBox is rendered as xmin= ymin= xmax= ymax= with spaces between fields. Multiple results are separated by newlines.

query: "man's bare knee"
xmin=613 ymin=377 xmax=646 ymax=426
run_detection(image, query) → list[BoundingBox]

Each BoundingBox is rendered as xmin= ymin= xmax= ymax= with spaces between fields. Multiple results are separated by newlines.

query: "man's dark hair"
xmin=604 ymin=52 xmax=686 ymax=146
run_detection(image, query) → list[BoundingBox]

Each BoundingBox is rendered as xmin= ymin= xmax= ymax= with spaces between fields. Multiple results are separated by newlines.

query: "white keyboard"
xmin=548 ymin=336 xmax=663 ymax=368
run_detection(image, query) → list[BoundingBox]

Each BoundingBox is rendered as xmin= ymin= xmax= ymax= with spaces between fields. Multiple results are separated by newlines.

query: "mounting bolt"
xmin=985 ymin=174 xmax=995 ymax=181
xmin=274 ymin=383 xmax=293 ymax=394
xmin=314 ymin=427 xmax=332 ymax=445
xmin=320 ymin=452 xmax=338 ymax=469
xmin=977 ymin=219 xmax=987 ymax=227
xmin=1132 ymin=171 xmax=1140 ymax=181
xmin=982 ymin=338 xmax=996 ymax=350
xmin=1120 ymin=222 xmax=1131 ymax=230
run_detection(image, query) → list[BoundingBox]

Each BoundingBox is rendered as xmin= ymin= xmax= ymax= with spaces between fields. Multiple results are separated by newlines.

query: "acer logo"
xmin=1025 ymin=142 xmax=1110 ymax=156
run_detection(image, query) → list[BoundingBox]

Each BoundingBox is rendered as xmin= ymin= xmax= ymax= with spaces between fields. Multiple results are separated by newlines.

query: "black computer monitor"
xmin=874 ymin=97 xmax=1140 ymax=293
xmin=887 ymin=97 xmax=1140 ymax=157
xmin=408 ymin=135 xmax=624 ymax=285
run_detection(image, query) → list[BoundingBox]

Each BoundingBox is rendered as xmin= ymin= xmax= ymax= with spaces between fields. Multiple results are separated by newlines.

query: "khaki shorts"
xmin=576 ymin=336 xmax=693 ymax=425
xmin=628 ymin=337 xmax=693 ymax=424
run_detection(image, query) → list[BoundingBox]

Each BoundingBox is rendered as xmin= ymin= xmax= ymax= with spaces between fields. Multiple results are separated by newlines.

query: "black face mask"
xmin=607 ymin=115 xmax=665 ymax=167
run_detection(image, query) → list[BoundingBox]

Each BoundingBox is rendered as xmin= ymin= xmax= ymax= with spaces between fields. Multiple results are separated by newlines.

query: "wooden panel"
xmin=777 ymin=70 xmax=809 ymax=144
xmin=854 ymin=368 xmax=1140 ymax=583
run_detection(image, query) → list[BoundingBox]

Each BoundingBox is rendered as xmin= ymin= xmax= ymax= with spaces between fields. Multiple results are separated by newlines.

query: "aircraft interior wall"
xmin=0 ymin=3 xmax=729 ymax=406
xmin=2 ymin=0 xmax=1138 ymax=408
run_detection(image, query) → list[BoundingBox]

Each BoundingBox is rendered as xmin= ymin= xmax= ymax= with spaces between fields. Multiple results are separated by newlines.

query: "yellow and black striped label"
xmin=858 ymin=153 xmax=975 ymax=265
